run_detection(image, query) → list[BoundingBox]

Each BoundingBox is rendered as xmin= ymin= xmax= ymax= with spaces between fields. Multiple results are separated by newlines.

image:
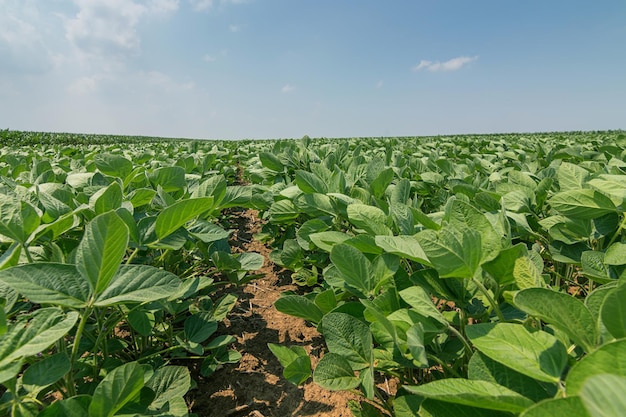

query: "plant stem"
xmin=607 ymin=215 xmax=626 ymax=248
xmin=448 ymin=324 xmax=473 ymax=358
xmin=472 ymin=276 xmax=506 ymax=323
xmin=21 ymin=243 xmax=34 ymax=263
xmin=126 ymin=248 xmax=140 ymax=265
xmin=67 ymin=306 xmax=93 ymax=397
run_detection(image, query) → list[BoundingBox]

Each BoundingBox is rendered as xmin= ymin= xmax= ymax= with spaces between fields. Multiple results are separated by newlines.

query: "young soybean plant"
xmin=0 ymin=211 xmax=197 ymax=416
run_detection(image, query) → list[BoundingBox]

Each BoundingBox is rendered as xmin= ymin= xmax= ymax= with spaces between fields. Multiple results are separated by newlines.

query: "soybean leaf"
xmin=94 ymin=154 xmax=133 ymax=180
xmin=520 ymin=397 xmax=588 ymax=417
xmin=155 ymin=197 xmax=213 ymax=240
xmin=313 ymin=352 xmax=359 ymax=391
xmin=22 ymin=352 xmax=71 ymax=389
xmin=330 ymin=244 xmax=375 ymax=296
xmin=417 ymin=227 xmax=482 ymax=279
xmin=404 ymin=379 xmax=535 ymax=413
xmin=468 ymin=351 xmax=557 ymax=402
xmin=295 ymin=170 xmax=328 ymax=194
xmin=419 ymin=399 xmax=513 ymax=417
xmin=483 ymin=243 xmax=543 ymax=289
xmin=36 ymin=396 xmax=91 ymax=417
xmin=0 ymin=308 xmax=78 ymax=377
xmin=89 ymin=362 xmax=145 ymax=417
xmin=605 ymin=242 xmax=626 ymax=265
xmin=75 ymin=211 xmax=129 ymax=294
xmin=557 ymin=162 xmax=589 ymax=191
xmin=309 ymin=231 xmax=350 ymax=252
xmin=514 ymin=288 xmax=599 ymax=353
xmin=549 ymin=189 xmax=616 ymax=219
xmin=90 ymin=182 xmax=123 ymax=215
xmin=274 ymin=294 xmax=324 ymax=324
xmin=149 ymin=166 xmax=186 ymax=193
xmin=580 ymin=374 xmax=626 ymax=417
xmin=465 ymin=323 xmax=567 ymax=383
xmin=259 ymin=152 xmax=284 ymax=172
xmin=145 ymin=366 xmax=191 ymax=410
xmin=188 ymin=220 xmax=231 ymax=243
xmin=321 ymin=312 xmax=372 ymax=370
xmin=347 ymin=204 xmax=392 ymax=236
xmin=0 ymin=263 xmax=90 ymax=308
xmin=566 ymin=338 xmax=626 ymax=395
xmin=601 ymin=284 xmax=626 ymax=339
xmin=94 ymin=265 xmax=180 ymax=306
xmin=0 ymin=195 xmax=41 ymax=244
xmin=374 ymin=235 xmax=430 ymax=264
xmin=268 ymin=344 xmax=311 ymax=385
xmin=184 ymin=315 xmax=218 ymax=344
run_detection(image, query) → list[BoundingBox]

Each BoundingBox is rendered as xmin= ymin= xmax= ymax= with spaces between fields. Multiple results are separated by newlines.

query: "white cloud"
xmin=281 ymin=84 xmax=295 ymax=93
xmin=203 ymin=54 xmax=216 ymax=62
xmin=64 ymin=0 xmax=147 ymax=62
xmin=148 ymin=0 xmax=180 ymax=14
xmin=376 ymin=80 xmax=384 ymax=89
xmin=412 ymin=55 xmax=478 ymax=72
xmin=229 ymin=24 xmax=241 ymax=32
xmin=68 ymin=74 xmax=104 ymax=95
xmin=143 ymin=71 xmax=195 ymax=92
xmin=189 ymin=0 xmax=250 ymax=12
xmin=0 ymin=1 xmax=62 ymax=73
xmin=189 ymin=0 xmax=213 ymax=11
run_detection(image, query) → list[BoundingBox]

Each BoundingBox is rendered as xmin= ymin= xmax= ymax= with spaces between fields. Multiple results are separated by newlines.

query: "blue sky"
xmin=1 ymin=0 xmax=625 ymax=140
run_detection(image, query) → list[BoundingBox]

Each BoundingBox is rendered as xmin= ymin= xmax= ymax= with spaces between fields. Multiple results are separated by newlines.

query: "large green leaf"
xmin=419 ymin=399 xmax=513 ymax=417
xmin=347 ymin=204 xmax=392 ymax=236
xmin=417 ymin=227 xmax=482 ymax=279
xmin=587 ymin=174 xmax=626 ymax=203
xmin=321 ymin=312 xmax=372 ymax=370
xmin=75 ymin=211 xmax=129 ymax=294
xmin=259 ymin=152 xmax=284 ymax=172
xmin=580 ymin=374 xmax=626 ymax=417
xmin=465 ymin=323 xmax=567 ymax=383
xmin=144 ymin=366 xmax=191 ymax=410
xmin=445 ymin=198 xmax=501 ymax=262
xmin=274 ymin=294 xmax=324 ymax=324
xmin=90 ymin=182 xmax=123 ymax=215
xmin=404 ymin=379 xmax=534 ymax=413
xmin=330 ymin=244 xmax=375 ymax=296
xmin=0 ymin=195 xmax=41 ymax=244
xmin=313 ymin=352 xmax=360 ymax=391
xmin=601 ymin=284 xmax=626 ymax=339
xmin=22 ymin=352 xmax=71 ymax=388
xmin=155 ymin=197 xmax=213 ymax=239
xmin=36 ymin=396 xmax=91 ymax=417
xmin=604 ymin=242 xmax=626 ymax=265
xmin=483 ymin=243 xmax=543 ymax=288
xmin=89 ymin=362 xmax=145 ymax=417
xmin=0 ymin=263 xmax=90 ymax=308
xmin=94 ymin=153 xmax=134 ymax=180
xmin=148 ymin=166 xmax=186 ymax=193
xmin=0 ymin=308 xmax=78 ymax=382
xmin=295 ymin=170 xmax=328 ymax=194
xmin=94 ymin=265 xmax=180 ymax=306
xmin=469 ymin=351 xmax=557 ymax=402
xmin=514 ymin=288 xmax=599 ymax=353
xmin=566 ymin=338 xmax=626 ymax=395
xmin=268 ymin=344 xmax=311 ymax=385
xmin=374 ymin=235 xmax=430 ymax=264
xmin=549 ymin=189 xmax=616 ymax=219
xmin=557 ymin=162 xmax=589 ymax=191
xmin=520 ymin=397 xmax=588 ymax=417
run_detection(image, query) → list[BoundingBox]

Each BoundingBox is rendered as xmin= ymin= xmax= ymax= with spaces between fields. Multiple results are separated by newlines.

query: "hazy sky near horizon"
xmin=1 ymin=0 xmax=625 ymax=140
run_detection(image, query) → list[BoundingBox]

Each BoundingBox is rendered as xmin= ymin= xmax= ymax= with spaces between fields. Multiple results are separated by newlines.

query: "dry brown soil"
xmin=186 ymin=208 xmax=362 ymax=417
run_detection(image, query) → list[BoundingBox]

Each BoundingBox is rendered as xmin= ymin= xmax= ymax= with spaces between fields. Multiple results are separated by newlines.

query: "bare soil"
xmin=186 ymin=208 xmax=361 ymax=417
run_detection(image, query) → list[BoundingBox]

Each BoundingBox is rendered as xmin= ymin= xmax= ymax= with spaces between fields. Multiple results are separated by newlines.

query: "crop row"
xmin=1 ymin=130 xmax=625 ymax=417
